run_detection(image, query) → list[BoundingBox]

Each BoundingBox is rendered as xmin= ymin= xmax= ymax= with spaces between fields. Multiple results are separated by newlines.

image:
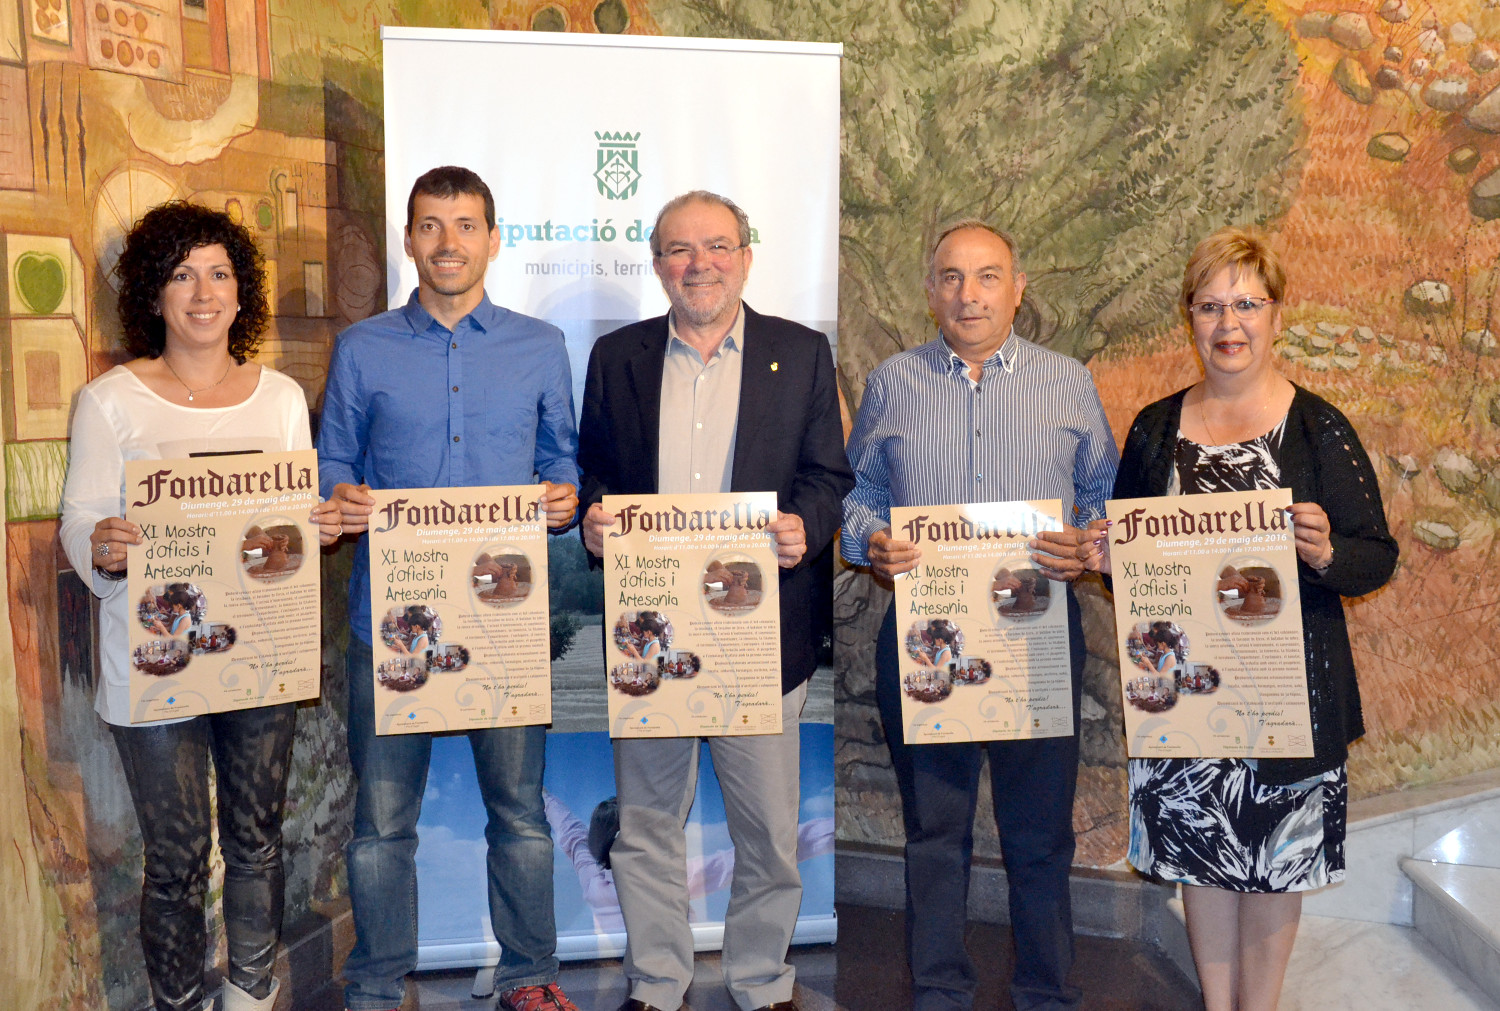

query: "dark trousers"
xmin=875 ymin=592 xmax=1085 ymax=1011
xmin=112 ymin=703 xmax=297 ymax=1011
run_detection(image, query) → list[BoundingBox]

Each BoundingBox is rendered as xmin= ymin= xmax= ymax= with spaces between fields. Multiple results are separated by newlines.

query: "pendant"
xmin=187 ymin=392 xmax=195 ymax=401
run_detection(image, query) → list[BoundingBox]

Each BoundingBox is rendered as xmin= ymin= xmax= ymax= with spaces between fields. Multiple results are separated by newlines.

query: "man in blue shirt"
xmin=319 ymin=166 xmax=581 ymax=1011
xmin=842 ymin=221 xmax=1117 ymax=1011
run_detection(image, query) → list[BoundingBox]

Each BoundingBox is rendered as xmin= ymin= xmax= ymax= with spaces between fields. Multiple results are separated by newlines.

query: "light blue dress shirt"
xmin=842 ymin=331 xmax=1117 ymax=565
xmin=317 ymin=290 xmax=579 ymax=643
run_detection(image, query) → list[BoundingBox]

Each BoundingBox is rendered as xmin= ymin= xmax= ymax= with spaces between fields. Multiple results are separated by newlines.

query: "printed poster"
xmin=601 ymin=492 xmax=782 ymax=738
xmin=125 ymin=450 xmax=321 ymax=721
xmin=367 ymin=486 xmax=551 ymax=735
xmin=1106 ymin=487 xmax=1312 ymax=758
xmin=889 ymin=501 xmax=1074 ymax=744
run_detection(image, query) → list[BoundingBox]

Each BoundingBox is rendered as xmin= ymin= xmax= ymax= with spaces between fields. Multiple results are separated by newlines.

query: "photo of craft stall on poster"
xmin=889 ymin=500 xmax=1073 ymax=744
xmin=124 ymin=450 xmax=322 ymax=721
xmin=367 ymin=485 xmax=550 ymax=735
xmin=601 ymin=492 xmax=782 ymax=738
xmin=1106 ymin=487 xmax=1312 ymax=758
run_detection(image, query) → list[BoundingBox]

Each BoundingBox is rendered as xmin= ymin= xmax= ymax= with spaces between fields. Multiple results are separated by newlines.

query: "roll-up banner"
xmin=381 ymin=26 xmax=842 ymax=969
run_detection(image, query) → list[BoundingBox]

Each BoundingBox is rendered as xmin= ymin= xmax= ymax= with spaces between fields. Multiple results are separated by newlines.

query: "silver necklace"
xmin=161 ymin=354 xmax=233 ymax=402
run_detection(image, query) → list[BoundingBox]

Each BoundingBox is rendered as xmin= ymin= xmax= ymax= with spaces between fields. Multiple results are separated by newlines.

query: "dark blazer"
xmin=1114 ymin=384 xmax=1397 ymax=785
xmin=578 ymin=303 xmax=855 ymax=694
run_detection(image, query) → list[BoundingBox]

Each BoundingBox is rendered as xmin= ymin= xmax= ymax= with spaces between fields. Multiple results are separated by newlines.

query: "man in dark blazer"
xmin=578 ymin=190 xmax=853 ymax=1011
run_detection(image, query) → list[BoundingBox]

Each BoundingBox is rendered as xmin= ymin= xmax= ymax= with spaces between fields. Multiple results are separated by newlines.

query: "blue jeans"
xmin=875 ymin=593 xmax=1085 ymax=1011
xmin=342 ymin=637 xmax=559 ymax=1010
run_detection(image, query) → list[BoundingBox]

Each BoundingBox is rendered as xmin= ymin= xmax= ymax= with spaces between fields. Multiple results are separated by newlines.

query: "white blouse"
xmin=58 ymin=365 xmax=312 ymax=726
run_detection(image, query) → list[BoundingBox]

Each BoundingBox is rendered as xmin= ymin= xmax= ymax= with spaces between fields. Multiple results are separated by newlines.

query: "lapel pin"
xmin=770 ymin=362 xmax=779 ymax=371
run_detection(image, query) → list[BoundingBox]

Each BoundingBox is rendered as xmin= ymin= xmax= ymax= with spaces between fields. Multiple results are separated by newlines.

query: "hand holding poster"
xmin=889 ymin=501 xmax=1074 ymax=743
xmin=125 ymin=450 xmax=321 ymax=721
xmin=1106 ymin=487 xmax=1312 ymax=758
xmin=601 ymin=492 xmax=781 ymax=738
xmin=367 ymin=486 xmax=551 ymax=735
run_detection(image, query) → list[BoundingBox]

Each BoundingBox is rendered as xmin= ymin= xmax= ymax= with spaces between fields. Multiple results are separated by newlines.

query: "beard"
xmin=668 ymin=271 xmax=740 ymax=328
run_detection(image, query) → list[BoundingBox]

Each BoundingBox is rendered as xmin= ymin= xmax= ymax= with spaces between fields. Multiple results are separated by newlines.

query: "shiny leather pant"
xmin=112 ymin=704 xmax=297 ymax=1011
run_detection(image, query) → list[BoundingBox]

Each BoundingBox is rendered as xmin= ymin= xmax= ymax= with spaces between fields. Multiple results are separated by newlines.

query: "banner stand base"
xmin=422 ymin=910 xmax=839 ymax=986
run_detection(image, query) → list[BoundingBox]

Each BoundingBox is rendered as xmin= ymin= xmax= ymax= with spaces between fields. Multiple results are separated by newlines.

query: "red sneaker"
xmin=497 ymin=983 xmax=579 ymax=1011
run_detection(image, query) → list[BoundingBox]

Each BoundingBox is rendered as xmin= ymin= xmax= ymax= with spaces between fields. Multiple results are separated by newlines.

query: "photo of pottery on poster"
xmin=889 ymin=500 xmax=1073 ymax=744
xmin=125 ymin=449 xmax=322 ymax=722
xmin=367 ymin=485 xmax=550 ymax=735
xmin=601 ymin=492 xmax=782 ymax=738
xmin=1106 ymin=487 xmax=1312 ymax=759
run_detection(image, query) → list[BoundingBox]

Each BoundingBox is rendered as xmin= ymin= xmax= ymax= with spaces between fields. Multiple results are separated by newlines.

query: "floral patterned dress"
xmin=1126 ymin=418 xmax=1347 ymax=892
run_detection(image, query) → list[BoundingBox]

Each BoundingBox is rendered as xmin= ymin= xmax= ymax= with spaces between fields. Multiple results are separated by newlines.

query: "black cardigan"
xmin=1114 ymin=384 xmax=1398 ymax=785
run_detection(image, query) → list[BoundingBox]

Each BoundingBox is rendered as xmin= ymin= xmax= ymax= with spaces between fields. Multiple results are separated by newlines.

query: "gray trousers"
xmin=611 ymin=681 xmax=808 ymax=1011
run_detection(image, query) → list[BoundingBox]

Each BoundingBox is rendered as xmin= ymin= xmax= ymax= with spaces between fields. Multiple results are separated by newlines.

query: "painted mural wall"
xmin=2 ymin=0 xmax=1497 ymax=1006
xmin=0 ymin=0 xmax=382 ymax=1003
xmin=804 ymin=0 xmax=1500 ymax=865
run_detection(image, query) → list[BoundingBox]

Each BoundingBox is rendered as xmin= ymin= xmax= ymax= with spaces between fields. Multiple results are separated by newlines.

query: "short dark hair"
xmin=649 ymin=190 xmax=751 ymax=257
xmin=406 ymin=166 xmax=496 ymax=231
xmin=114 ymin=201 xmax=270 ymax=363
xmin=927 ymin=219 xmax=1022 ymax=279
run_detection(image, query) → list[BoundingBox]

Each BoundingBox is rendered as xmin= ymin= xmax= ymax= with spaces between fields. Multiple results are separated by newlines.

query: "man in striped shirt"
xmin=842 ymin=221 xmax=1117 ymax=1011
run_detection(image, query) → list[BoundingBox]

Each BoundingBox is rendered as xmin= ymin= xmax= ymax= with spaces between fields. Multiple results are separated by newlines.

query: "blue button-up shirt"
xmin=842 ymin=331 xmax=1117 ymax=565
xmin=317 ymin=290 xmax=579 ymax=642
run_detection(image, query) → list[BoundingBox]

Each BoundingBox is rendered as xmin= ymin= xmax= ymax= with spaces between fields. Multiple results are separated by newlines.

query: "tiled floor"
xmin=1281 ymin=914 xmax=1497 ymax=1011
xmin=833 ymin=905 xmax=1198 ymax=1011
xmin=383 ymin=904 xmax=1193 ymax=1011
xmin=301 ymin=902 xmax=1500 ymax=1010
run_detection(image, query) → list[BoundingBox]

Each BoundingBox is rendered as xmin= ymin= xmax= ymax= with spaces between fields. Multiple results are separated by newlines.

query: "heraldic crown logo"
xmin=595 ymin=131 xmax=642 ymax=200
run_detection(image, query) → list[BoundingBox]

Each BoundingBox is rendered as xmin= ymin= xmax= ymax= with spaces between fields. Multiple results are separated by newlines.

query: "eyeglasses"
xmin=656 ymin=242 xmax=746 ymax=266
xmin=1188 ymin=297 xmax=1276 ymax=323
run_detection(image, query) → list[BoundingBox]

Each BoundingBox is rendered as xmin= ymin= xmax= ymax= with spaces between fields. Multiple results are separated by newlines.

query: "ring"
xmin=95 ymin=542 xmax=111 ymax=557
xmin=336 ymin=522 xmax=344 ymax=536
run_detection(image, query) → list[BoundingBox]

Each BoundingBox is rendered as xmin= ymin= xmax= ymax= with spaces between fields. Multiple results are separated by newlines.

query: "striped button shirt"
xmin=841 ymin=331 xmax=1118 ymax=565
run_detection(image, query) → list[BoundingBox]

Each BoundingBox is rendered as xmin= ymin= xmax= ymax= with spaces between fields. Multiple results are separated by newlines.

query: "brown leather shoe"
xmin=616 ymin=1000 xmax=680 ymax=1011
xmin=751 ymin=1003 xmax=799 ymax=1011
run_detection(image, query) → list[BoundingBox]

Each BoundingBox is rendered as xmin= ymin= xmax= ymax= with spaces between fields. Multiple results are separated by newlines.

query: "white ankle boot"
xmin=221 ymin=977 xmax=279 ymax=1011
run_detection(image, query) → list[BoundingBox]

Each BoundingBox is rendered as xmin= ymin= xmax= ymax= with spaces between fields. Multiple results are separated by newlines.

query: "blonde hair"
xmin=1180 ymin=227 xmax=1285 ymax=325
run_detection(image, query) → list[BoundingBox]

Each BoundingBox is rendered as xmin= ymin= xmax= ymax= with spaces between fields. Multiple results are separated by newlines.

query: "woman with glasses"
xmin=1083 ymin=227 xmax=1396 ymax=1011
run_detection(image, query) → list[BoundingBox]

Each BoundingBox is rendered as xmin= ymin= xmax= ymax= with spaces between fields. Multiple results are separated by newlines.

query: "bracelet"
xmin=1311 ymin=544 xmax=1333 ymax=573
xmin=97 ymin=567 xmax=126 ymax=581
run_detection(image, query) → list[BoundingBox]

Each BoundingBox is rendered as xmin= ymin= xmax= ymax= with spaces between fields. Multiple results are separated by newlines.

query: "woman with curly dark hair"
xmin=59 ymin=201 xmax=340 ymax=1011
xmin=112 ymin=200 xmax=273 ymax=367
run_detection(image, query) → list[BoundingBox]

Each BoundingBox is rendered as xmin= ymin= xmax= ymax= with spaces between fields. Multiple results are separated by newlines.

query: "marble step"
xmin=1403 ymin=857 xmax=1500 ymax=1006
